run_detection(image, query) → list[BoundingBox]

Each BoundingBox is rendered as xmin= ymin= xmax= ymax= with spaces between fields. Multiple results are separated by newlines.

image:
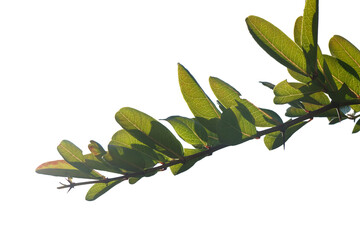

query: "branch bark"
xmin=57 ymin=100 xmax=357 ymax=190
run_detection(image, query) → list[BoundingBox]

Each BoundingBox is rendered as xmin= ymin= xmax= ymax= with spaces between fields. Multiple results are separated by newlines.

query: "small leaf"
xmin=165 ymin=116 xmax=208 ymax=149
xmin=260 ymin=81 xmax=275 ymax=90
xmin=57 ymin=140 xmax=104 ymax=179
xmin=35 ymin=160 xmax=100 ymax=179
xmin=217 ymin=104 xmax=257 ymax=145
xmin=88 ymin=140 xmax=106 ymax=157
xmin=85 ymin=180 xmax=124 ymax=201
xmin=246 ymin=15 xmax=308 ymax=76
xmin=301 ymin=0 xmax=319 ymax=76
xmin=329 ymin=35 xmax=360 ymax=77
xmin=352 ymin=119 xmax=360 ymax=134
xmin=264 ymin=121 xmax=307 ymax=150
xmin=273 ymin=80 xmax=322 ymax=104
xmin=115 ymin=107 xmax=184 ymax=158
xmin=170 ymin=148 xmax=206 ymax=175
xmin=293 ymin=16 xmax=303 ymax=46
xmin=178 ymin=64 xmax=221 ymax=133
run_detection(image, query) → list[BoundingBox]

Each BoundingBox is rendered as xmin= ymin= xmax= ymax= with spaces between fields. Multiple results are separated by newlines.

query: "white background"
xmin=1 ymin=0 xmax=360 ymax=239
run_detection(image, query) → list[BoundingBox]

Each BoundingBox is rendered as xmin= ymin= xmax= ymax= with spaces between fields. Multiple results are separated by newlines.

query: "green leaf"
xmin=209 ymin=76 xmax=241 ymax=108
xmin=293 ymin=16 xmax=303 ymax=46
xmin=217 ymin=104 xmax=257 ymax=145
xmin=35 ymin=160 xmax=101 ymax=179
xmin=178 ymin=64 xmax=221 ymax=133
xmin=352 ymin=119 xmax=360 ymax=134
xmin=288 ymin=69 xmax=312 ymax=83
xmin=57 ymin=140 xmax=104 ymax=179
xmin=260 ymin=81 xmax=275 ymax=90
xmin=85 ymin=180 xmax=124 ymax=201
xmin=110 ymin=129 xmax=167 ymax=163
xmin=83 ymin=153 xmax=124 ymax=174
xmin=209 ymin=77 xmax=282 ymax=127
xmin=329 ymin=35 xmax=360 ymax=77
xmin=273 ymin=80 xmax=322 ymax=104
xmin=324 ymin=55 xmax=360 ymax=98
xmin=301 ymin=0 xmax=319 ymax=76
xmin=246 ymin=15 xmax=307 ymax=76
xmin=285 ymin=102 xmax=338 ymax=118
xmin=115 ymin=107 xmax=184 ymax=158
xmin=170 ymin=148 xmax=206 ymax=175
xmin=107 ymin=145 xmax=155 ymax=173
xmin=264 ymin=121 xmax=307 ymax=150
xmin=165 ymin=116 xmax=208 ymax=149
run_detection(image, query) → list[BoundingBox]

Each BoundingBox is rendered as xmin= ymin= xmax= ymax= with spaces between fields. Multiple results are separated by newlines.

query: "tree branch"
xmin=57 ymin=100 xmax=358 ymax=190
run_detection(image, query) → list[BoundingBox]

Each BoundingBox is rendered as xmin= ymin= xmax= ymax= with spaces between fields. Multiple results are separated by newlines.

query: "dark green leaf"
xmin=246 ymin=15 xmax=308 ymax=76
xmin=259 ymin=81 xmax=275 ymax=90
xmin=264 ymin=121 xmax=307 ymax=150
xmin=170 ymin=148 xmax=206 ymax=175
xmin=301 ymin=0 xmax=319 ymax=76
xmin=108 ymin=145 xmax=155 ymax=173
xmin=178 ymin=63 xmax=221 ymax=133
xmin=115 ymin=107 xmax=184 ymax=158
xmin=217 ymin=104 xmax=257 ymax=145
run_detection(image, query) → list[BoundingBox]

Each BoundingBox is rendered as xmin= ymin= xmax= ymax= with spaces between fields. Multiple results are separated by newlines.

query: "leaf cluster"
xmin=36 ymin=0 xmax=360 ymax=200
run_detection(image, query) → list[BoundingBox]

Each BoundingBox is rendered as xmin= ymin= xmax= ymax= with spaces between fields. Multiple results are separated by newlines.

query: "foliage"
xmin=36 ymin=0 xmax=360 ymax=201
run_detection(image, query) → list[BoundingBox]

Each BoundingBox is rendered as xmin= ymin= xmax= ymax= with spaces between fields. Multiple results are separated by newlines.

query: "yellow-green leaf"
xmin=85 ymin=180 xmax=124 ymax=201
xmin=329 ymin=35 xmax=360 ymax=77
xmin=115 ymin=107 xmax=184 ymax=158
xmin=246 ymin=15 xmax=307 ymax=76
xmin=178 ymin=63 xmax=221 ymax=133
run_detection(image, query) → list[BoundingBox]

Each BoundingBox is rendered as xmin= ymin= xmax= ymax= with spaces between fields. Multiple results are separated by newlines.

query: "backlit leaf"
xmin=293 ymin=16 xmax=302 ymax=46
xmin=209 ymin=76 xmax=241 ymax=108
xmin=85 ymin=180 xmax=124 ymax=201
xmin=57 ymin=140 xmax=104 ymax=179
xmin=115 ymin=107 xmax=184 ymax=158
xmin=301 ymin=0 xmax=319 ymax=76
xmin=324 ymin=55 xmax=360 ymax=98
xmin=210 ymin=77 xmax=282 ymax=127
xmin=264 ymin=121 xmax=307 ymax=150
xmin=246 ymin=15 xmax=307 ymax=76
xmin=108 ymin=145 xmax=155 ymax=173
xmin=35 ymin=160 xmax=100 ymax=179
xmin=329 ymin=35 xmax=360 ymax=76
xmin=217 ymin=104 xmax=257 ymax=145
xmin=165 ymin=116 xmax=208 ymax=149
xmin=273 ymin=80 xmax=322 ymax=104
xmin=110 ymin=129 xmax=167 ymax=163
xmin=178 ymin=64 xmax=221 ymax=133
